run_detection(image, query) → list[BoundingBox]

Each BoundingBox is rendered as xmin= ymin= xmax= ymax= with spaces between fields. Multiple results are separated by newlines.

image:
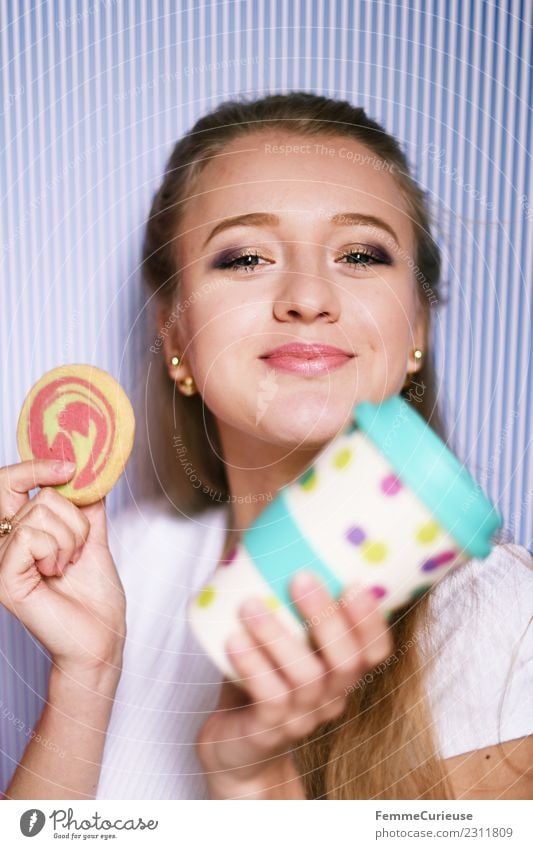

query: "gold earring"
xmin=402 ymin=349 xmax=424 ymax=391
xmin=178 ymin=376 xmax=196 ymax=396
xmin=170 ymin=353 xmax=196 ymax=395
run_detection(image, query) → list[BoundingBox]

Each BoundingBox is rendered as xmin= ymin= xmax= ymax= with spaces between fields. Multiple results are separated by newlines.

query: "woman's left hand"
xmin=196 ymin=570 xmax=394 ymax=799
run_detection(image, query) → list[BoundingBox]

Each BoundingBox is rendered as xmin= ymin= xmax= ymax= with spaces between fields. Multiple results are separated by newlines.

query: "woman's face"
xmin=166 ymin=131 xmax=426 ymax=449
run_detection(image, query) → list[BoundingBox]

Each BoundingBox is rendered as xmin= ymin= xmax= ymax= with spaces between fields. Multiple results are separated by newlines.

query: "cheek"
xmin=351 ymin=290 xmax=416 ymax=393
xmin=359 ymin=286 xmax=417 ymax=345
xmin=348 ymin=296 xmax=404 ymax=354
xmin=376 ymin=314 xmax=412 ymax=354
xmin=186 ymin=301 xmax=251 ymax=381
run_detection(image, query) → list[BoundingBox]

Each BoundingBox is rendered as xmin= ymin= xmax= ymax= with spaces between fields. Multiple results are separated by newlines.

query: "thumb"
xmin=80 ymin=497 xmax=108 ymax=547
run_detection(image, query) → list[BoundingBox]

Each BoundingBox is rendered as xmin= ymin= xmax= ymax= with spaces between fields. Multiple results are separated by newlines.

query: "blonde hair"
xmin=139 ymin=93 xmax=508 ymax=798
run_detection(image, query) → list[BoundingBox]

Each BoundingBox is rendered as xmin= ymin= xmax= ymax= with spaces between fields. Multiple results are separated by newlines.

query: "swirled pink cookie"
xmin=17 ymin=364 xmax=135 ymax=506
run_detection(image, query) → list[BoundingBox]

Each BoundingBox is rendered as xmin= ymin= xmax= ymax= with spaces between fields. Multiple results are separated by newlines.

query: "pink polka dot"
xmin=345 ymin=526 xmax=366 ymax=545
xmin=421 ymin=550 xmax=456 ymax=572
xmin=368 ymin=585 xmax=387 ymax=599
xmin=221 ymin=546 xmax=237 ymax=566
xmin=381 ymin=474 xmax=403 ymax=495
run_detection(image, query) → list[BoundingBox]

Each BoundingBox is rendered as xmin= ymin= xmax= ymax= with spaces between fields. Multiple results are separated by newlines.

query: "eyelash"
xmin=214 ymin=246 xmax=391 ymax=273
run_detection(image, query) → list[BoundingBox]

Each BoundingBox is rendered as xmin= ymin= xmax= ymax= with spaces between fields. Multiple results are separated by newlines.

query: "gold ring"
xmin=0 ymin=516 xmax=14 ymax=536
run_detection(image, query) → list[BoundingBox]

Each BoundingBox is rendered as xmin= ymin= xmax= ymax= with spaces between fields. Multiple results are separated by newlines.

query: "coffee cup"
xmin=188 ymin=395 xmax=502 ymax=681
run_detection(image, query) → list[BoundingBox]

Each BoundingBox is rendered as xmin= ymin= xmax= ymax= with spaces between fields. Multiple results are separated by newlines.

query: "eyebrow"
xmin=202 ymin=211 xmax=400 ymax=248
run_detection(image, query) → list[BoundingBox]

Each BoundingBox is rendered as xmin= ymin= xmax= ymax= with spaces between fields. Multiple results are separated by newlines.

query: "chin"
xmin=256 ymin=399 xmax=352 ymax=447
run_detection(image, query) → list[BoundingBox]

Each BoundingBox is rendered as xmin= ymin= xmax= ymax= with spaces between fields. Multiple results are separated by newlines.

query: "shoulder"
xmin=419 ymin=543 xmax=533 ymax=759
xmin=425 ymin=542 xmax=532 ymax=625
xmin=422 ymin=540 xmax=533 ymax=654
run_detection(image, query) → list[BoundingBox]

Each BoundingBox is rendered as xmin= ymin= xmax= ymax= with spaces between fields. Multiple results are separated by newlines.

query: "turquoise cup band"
xmin=354 ymin=396 xmax=502 ymax=558
xmin=243 ymin=492 xmax=343 ymax=622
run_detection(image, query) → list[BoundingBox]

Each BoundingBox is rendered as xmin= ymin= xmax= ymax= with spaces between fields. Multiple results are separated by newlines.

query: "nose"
xmin=272 ymin=257 xmax=341 ymax=324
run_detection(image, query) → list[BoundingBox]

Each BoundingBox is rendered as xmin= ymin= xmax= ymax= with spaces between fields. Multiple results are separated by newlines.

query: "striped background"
xmin=1 ymin=0 xmax=531 ymax=791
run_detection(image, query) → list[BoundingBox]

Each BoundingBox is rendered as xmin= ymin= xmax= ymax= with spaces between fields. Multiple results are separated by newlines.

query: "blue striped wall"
xmin=1 ymin=0 xmax=531 ymax=790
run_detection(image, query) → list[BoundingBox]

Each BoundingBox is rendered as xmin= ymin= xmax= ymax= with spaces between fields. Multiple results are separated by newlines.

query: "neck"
xmin=217 ymin=423 xmax=324 ymax=552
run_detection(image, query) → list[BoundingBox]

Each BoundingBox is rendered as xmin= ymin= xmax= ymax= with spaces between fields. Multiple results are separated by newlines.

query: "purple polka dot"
xmin=368 ymin=585 xmax=387 ymax=599
xmin=221 ymin=546 xmax=237 ymax=566
xmin=381 ymin=474 xmax=403 ymax=496
xmin=421 ymin=550 xmax=456 ymax=572
xmin=345 ymin=526 xmax=366 ymax=545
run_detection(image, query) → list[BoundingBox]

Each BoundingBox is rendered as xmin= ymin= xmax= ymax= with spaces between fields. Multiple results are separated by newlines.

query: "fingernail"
xmin=346 ymin=581 xmax=366 ymax=598
xmin=292 ymin=570 xmax=321 ymax=594
xmin=53 ymin=460 xmax=76 ymax=473
xmin=240 ymin=598 xmax=269 ymax=620
xmin=226 ymin=633 xmax=252 ymax=654
xmin=348 ymin=588 xmax=376 ymax=612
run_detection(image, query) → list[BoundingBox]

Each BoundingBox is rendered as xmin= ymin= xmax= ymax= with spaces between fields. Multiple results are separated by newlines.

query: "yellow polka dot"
xmin=332 ymin=447 xmax=353 ymax=469
xmin=361 ymin=540 xmax=388 ymax=563
xmin=196 ymin=586 xmax=216 ymax=608
xmin=416 ymin=521 xmax=441 ymax=544
xmin=264 ymin=595 xmax=282 ymax=611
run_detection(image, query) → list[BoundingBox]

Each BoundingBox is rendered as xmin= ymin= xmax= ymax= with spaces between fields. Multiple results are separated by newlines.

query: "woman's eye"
xmin=336 ymin=246 xmax=391 ymax=268
xmin=215 ymin=250 xmax=270 ymax=273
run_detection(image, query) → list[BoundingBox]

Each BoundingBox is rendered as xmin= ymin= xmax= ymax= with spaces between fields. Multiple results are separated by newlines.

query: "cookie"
xmin=17 ymin=363 xmax=135 ymax=506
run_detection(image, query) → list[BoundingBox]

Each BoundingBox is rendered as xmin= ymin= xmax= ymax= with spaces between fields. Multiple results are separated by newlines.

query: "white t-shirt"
xmin=96 ymin=497 xmax=533 ymax=800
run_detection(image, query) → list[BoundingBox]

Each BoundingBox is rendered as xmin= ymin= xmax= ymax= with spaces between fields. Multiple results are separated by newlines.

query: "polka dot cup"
xmin=189 ymin=396 xmax=502 ymax=682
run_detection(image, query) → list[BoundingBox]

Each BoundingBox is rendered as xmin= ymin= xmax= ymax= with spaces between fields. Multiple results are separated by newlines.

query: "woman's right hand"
xmin=0 ymin=459 xmax=126 ymax=679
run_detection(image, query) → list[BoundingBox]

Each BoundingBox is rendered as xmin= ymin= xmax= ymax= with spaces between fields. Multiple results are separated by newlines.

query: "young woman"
xmin=1 ymin=93 xmax=532 ymax=800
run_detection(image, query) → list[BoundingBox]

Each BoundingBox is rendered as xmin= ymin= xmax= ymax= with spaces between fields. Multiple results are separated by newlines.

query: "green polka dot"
xmin=299 ymin=467 xmax=318 ymax=491
xmin=264 ymin=595 xmax=281 ymax=611
xmin=409 ymin=583 xmax=432 ymax=602
xmin=361 ymin=540 xmax=388 ymax=563
xmin=415 ymin=521 xmax=441 ymax=544
xmin=196 ymin=586 xmax=216 ymax=608
xmin=332 ymin=447 xmax=353 ymax=469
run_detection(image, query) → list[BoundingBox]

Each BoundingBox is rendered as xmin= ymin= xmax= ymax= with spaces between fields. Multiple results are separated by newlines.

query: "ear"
xmin=406 ymin=305 xmax=428 ymax=378
xmin=156 ymin=307 xmax=191 ymax=381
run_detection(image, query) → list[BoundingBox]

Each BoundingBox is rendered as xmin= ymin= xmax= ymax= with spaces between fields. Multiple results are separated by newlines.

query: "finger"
xmin=314 ymin=694 xmax=349 ymax=725
xmin=289 ymin=571 xmax=364 ymax=680
xmin=80 ymin=497 xmax=108 ymax=547
xmin=343 ymin=584 xmax=394 ymax=669
xmin=17 ymin=504 xmax=78 ymax=572
xmin=0 ymin=459 xmax=76 ymax=517
xmin=225 ymin=630 xmax=290 ymax=724
xmin=0 ymin=524 xmax=61 ymax=599
xmin=14 ymin=487 xmax=90 ymax=553
xmin=228 ymin=619 xmax=330 ymax=743
xmin=238 ymin=598 xmax=325 ymax=703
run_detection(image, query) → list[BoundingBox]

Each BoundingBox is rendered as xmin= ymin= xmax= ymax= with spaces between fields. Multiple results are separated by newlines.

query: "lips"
xmin=260 ymin=343 xmax=354 ymax=375
xmin=261 ymin=342 xmax=352 ymax=358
